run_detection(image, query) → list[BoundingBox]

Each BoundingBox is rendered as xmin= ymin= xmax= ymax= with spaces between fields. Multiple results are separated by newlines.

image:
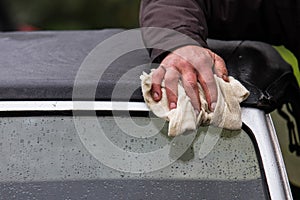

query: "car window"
xmin=0 ymin=114 xmax=269 ymax=199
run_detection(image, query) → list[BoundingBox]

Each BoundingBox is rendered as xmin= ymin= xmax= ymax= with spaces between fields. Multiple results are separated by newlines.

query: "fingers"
xmin=181 ymin=69 xmax=201 ymax=111
xmin=164 ymin=68 xmax=180 ymax=109
xmin=151 ymin=66 xmax=165 ymax=101
xmin=150 ymin=46 xmax=228 ymax=113
xmin=151 ymin=65 xmax=180 ymax=110
xmin=210 ymin=52 xmax=229 ymax=82
xmin=197 ymin=68 xmax=218 ymax=111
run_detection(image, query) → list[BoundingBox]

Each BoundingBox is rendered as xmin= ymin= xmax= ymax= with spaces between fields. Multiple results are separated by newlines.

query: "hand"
xmin=151 ymin=45 xmax=229 ymax=111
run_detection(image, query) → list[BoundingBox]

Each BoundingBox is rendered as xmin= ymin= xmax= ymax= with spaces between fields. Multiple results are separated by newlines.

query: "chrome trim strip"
xmin=0 ymin=102 xmax=292 ymax=199
xmin=265 ymin=114 xmax=293 ymax=200
xmin=242 ymin=108 xmax=293 ymax=200
xmin=0 ymin=101 xmax=150 ymax=111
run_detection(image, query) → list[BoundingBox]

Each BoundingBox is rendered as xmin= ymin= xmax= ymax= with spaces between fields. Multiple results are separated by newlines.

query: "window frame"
xmin=0 ymin=101 xmax=293 ymax=199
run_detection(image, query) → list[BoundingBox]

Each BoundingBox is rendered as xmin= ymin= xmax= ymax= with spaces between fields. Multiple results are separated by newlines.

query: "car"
xmin=0 ymin=29 xmax=293 ymax=199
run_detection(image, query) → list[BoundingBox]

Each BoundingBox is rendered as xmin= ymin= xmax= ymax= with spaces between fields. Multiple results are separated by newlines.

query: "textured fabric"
xmin=141 ymin=70 xmax=249 ymax=136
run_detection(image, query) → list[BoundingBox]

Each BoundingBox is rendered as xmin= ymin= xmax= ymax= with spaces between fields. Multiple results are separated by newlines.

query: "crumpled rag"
xmin=140 ymin=70 xmax=250 ymax=137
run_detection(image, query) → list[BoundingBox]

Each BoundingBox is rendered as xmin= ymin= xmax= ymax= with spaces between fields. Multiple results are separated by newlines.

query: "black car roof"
xmin=0 ymin=29 xmax=291 ymax=105
xmin=0 ymin=29 xmax=150 ymax=101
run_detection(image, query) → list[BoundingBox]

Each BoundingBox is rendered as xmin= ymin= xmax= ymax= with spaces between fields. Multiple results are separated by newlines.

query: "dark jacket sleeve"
xmin=139 ymin=0 xmax=208 ymax=63
xmin=140 ymin=0 xmax=299 ymax=64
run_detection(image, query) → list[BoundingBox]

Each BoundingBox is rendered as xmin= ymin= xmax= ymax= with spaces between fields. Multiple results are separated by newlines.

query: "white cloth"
xmin=140 ymin=70 xmax=250 ymax=137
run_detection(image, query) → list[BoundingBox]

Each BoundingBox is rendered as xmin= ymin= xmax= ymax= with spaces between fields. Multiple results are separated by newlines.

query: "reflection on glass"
xmin=0 ymin=116 xmax=268 ymax=199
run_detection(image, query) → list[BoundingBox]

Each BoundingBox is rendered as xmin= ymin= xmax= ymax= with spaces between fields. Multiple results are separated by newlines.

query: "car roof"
xmin=0 ymin=30 xmax=149 ymax=101
xmin=0 ymin=29 xmax=290 ymax=105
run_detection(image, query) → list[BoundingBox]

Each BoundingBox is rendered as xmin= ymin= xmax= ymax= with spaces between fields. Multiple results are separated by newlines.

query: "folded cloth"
xmin=140 ymin=70 xmax=250 ymax=137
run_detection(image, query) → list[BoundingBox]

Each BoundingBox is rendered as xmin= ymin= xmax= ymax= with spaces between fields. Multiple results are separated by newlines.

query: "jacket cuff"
xmin=144 ymin=27 xmax=208 ymax=64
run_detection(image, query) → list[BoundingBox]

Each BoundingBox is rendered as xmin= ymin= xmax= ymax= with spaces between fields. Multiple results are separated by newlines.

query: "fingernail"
xmin=195 ymin=110 xmax=199 ymax=116
xmin=211 ymin=102 xmax=216 ymax=111
xmin=153 ymin=92 xmax=159 ymax=100
xmin=170 ymin=102 xmax=177 ymax=109
xmin=222 ymin=75 xmax=229 ymax=82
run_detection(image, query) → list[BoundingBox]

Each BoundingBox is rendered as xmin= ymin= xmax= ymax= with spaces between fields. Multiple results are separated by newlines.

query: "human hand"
xmin=151 ymin=45 xmax=229 ymax=112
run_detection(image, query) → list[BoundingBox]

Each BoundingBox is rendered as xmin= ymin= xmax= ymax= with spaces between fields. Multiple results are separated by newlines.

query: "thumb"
xmin=212 ymin=53 xmax=229 ymax=82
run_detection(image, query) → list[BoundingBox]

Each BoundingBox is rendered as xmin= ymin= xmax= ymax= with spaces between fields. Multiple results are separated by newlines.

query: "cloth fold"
xmin=140 ymin=70 xmax=250 ymax=137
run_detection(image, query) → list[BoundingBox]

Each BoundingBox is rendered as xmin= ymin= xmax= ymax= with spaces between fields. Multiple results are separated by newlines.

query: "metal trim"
xmin=0 ymin=101 xmax=149 ymax=112
xmin=242 ymin=108 xmax=293 ymax=200
xmin=0 ymin=101 xmax=292 ymax=199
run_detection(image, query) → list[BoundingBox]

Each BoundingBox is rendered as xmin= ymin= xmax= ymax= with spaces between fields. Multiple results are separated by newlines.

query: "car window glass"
xmin=0 ymin=115 xmax=269 ymax=199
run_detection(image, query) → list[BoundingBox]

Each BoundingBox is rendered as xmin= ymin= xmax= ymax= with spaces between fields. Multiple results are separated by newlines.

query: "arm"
xmin=139 ymin=0 xmax=228 ymax=111
xmin=140 ymin=0 xmax=208 ymax=62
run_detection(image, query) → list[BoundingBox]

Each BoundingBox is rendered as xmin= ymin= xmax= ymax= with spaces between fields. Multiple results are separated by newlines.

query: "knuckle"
xmin=199 ymin=70 xmax=213 ymax=81
xmin=184 ymin=78 xmax=198 ymax=90
xmin=165 ymin=68 xmax=179 ymax=78
xmin=164 ymin=75 xmax=172 ymax=83
xmin=178 ymin=59 xmax=191 ymax=67
xmin=152 ymin=69 xmax=160 ymax=76
xmin=152 ymin=77 xmax=163 ymax=86
xmin=152 ymin=67 xmax=164 ymax=77
xmin=183 ymin=72 xmax=198 ymax=89
xmin=184 ymin=71 xmax=197 ymax=81
xmin=205 ymin=76 xmax=216 ymax=85
xmin=188 ymin=81 xmax=198 ymax=90
xmin=199 ymin=50 xmax=211 ymax=59
xmin=165 ymin=74 xmax=176 ymax=83
xmin=163 ymin=55 xmax=180 ymax=67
